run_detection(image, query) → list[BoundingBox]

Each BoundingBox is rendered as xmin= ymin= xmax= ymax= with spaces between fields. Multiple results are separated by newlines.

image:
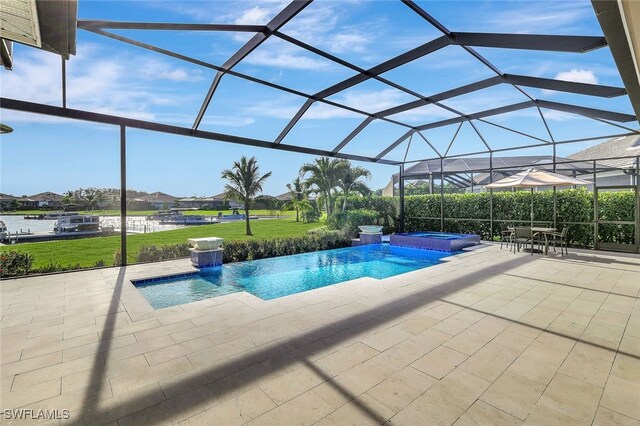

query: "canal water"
xmin=0 ymin=215 xmax=216 ymax=235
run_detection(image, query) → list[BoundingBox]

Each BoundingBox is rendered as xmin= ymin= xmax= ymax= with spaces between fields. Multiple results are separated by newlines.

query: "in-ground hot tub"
xmin=390 ymin=231 xmax=480 ymax=252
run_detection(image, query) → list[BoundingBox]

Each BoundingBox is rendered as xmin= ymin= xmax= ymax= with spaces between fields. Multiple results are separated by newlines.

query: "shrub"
xmin=222 ymin=231 xmax=350 ymax=263
xmin=0 ymin=252 xmax=33 ymax=277
xmin=326 ymin=209 xmax=379 ymax=238
xmin=31 ymin=262 xmax=82 ymax=274
xmin=135 ymin=243 xmax=191 ymax=263
xmin=337 ymin=196 xmax=397 ymax=233
xmin=299 ymin=200 xmax=321 ymax=223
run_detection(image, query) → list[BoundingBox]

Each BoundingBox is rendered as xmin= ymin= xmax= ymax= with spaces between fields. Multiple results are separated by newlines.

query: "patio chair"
xmin=513 ymin=227 xmax=539 ymax=255
xmin=500 ymin=224 xmax=514 ymax=250
xmin=550 ymin=227 xmax=568 ymax=256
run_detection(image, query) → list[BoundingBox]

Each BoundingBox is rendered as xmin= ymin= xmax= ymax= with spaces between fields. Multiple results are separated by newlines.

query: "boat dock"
xmin=1 ymin=230 xmax=118 ymax=244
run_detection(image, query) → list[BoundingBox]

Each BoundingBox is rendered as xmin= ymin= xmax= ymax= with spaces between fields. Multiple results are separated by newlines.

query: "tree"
xmin=9 ymin=199 xmax=19 ymax=211
xmin=94 ymin=189 xmax=106 ymax=210
xmin=299 ymin=199 xmax=321 ymax=223
xmin=221 ymin=156 xmax=272 ymax=236
xmin=299 ymin=158 xmax=348 ymax=216
xmin=282 ymin=177 xmax=308 ymax=222
xmin=338 ymin=163 xmax=371 ymax=210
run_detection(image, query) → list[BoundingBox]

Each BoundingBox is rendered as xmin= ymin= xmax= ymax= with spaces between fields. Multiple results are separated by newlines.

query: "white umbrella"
xmin=485 ymin=168 xmax=591 ymax=227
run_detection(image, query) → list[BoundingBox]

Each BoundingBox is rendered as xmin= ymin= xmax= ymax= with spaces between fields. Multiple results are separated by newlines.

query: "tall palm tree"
xmin=282 ymin=177 xmax=307 ymax=222
xmin=338 ymin=164 xmax=371 ymax=210
xmin=299 ymin=158 xmax=348 ymax=216
xmin=221 ymin=156 xmax=272 ymax=236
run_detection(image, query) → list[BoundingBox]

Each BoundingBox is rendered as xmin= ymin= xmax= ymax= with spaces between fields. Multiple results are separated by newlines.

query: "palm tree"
xmin=338 ymin=163 xmax=371 ymax=210
xmin=62 ymin=190 xmax=74 ymax=210
xmin=299 ymin=158 xmax=348 ymax=216
xmin=221 ymin=156 xmax=272 ymax=236
xmin=282 ymin=177 xmax=307 ymax=222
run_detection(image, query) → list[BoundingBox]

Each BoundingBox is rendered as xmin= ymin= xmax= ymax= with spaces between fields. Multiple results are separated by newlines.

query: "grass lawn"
xmin=4 ymin=209 xmax=294 ymax=217
xmin=1 ymin=219 xmax=322 ymax=268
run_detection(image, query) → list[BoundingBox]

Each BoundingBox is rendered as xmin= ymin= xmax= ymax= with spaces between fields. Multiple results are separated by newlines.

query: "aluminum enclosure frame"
xmin=2 ymin=0 xmax=640 ymax=262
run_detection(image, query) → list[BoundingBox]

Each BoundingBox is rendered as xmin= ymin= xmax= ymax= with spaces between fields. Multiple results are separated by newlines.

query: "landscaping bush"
xmin=0 ymin=252 xmax=33 ymax=277
xmin=32 ymin=262 xmax=83 ymax=274
xmin=337 ymin=196 xmax=397 ymax=233
xmin=222 ymin=230 xmax=350 ymax=263
xmin=135 ymin=243 xmax=191 ymax=263
xmin=326 ymin=209 xmax=379 ymax=238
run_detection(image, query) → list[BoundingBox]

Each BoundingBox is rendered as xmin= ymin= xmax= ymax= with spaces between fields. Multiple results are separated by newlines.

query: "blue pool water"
xmin=134 ymin=244 xmax=454 ymax=309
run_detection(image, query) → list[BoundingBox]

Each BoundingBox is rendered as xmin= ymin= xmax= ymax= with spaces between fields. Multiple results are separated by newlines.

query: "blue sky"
xmin=1 ymin=0 xmax=636 ymax=197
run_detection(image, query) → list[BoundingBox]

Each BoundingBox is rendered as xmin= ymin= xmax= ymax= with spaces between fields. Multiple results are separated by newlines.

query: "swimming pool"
xmin=133 ymin=244 xmax=454 ymax=309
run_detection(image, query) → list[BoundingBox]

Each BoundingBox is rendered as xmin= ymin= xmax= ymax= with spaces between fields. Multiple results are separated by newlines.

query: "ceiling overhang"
xmin=592 ymin=0 xmax=640 ymax=122
xmin=0 ymin=0 xmax=76 ymax=70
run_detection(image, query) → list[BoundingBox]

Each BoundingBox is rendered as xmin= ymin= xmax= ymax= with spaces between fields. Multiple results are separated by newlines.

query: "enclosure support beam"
xmin=553 ymin=144 xmax=557 ymax=229
xmin=192 ymin=0 xmax=312 ymax=131
xmin=120 ymin=125 xmax=127 ymax=266
xmin=399 ymin=164 xmax=405 ymax=233
xmin=489 ymin=152 xmax=494 ymax=240
xmin=636 ymin=156 xmax=640 ymax=253
xmin=0 ymin=98 xmax=399 ymax=165
xmin=440 ymin=158 xmax=445 ymax=232
xmin=61 ymin=57 xmax=67 ymax=109
xmin=593 ymin=160 xmax=598 ymax=251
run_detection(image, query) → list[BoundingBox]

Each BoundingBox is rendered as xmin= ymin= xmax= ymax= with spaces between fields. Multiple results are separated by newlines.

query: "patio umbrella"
xmin=485 ymin=168 xmax=591 ymax=227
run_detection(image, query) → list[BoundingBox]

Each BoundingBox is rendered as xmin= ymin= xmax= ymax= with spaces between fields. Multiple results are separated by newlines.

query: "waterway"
xmin=0 ymin=214 xmax=215 ymax=235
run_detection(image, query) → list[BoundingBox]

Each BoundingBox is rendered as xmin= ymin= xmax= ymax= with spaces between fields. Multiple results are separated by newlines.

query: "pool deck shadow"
xmin=2 ymin=244 xmax=639 ymax=425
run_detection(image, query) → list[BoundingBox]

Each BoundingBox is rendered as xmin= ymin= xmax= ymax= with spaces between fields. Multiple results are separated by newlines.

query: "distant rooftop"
xmin=569 ymin=133 xmax=640 ymax=168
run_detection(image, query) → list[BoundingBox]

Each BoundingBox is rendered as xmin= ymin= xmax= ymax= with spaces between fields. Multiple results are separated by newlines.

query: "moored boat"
xmin=54 ymin=215 xmax=100 ymax=233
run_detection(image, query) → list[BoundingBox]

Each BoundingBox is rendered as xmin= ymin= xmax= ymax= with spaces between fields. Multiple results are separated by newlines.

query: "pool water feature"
xmin=133 ymin=244 xmax=454 ymax=309
xmin=390 ymin=232 xmax=481 ymax=251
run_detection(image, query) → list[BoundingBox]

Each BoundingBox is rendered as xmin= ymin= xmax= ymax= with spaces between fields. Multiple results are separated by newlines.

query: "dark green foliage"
xmin=337 ymin=196 xmax=397 ymax=234
xmin=1 ymin=252 xmax=33 ymax=277
xmin=326 ymin=209 xmax=379 ymax=238
xmin=136 ymin=243 xmax=191 ymax=263
xmin=404 ymin=188 xmax=633 ymax=248
xmin=32 ymin=262 xmax=83 ymax=274
xmin=222 ymin=230 xmax=351 ymax=263
xmin=300 ymin=199 xmax=322 ymax=223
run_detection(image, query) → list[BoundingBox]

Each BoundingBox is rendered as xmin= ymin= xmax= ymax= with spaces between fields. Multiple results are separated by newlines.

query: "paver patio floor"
xmin=1 ymin=244 xmax=639 ymax=425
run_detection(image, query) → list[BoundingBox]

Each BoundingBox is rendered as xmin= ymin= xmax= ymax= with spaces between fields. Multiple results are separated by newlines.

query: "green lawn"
xmin=1 ymin=219 xmax=322 ymax=268
xmin=4 ymin=209 xmax=293 ymax=217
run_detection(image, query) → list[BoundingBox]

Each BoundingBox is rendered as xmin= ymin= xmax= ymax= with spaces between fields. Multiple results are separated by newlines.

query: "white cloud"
xmin=157 ymin=113 xmax=256 ymax=127
xmin=554 ymin=69 xmax=599 ymax=85
xmin=243 ymin=50 xmax=331 ymax=70
xmin=241 ymin=88 xmax=413 ymax=121
xmin=233 ymin=6 xmax=273 ymax=25
xmin=138 ymin=59 xmax=204 ymax=82
xmin=0 ymin=43 xmax=204 ymax=123
xmin=336 ymin=89 xmax=412 ymax=112
xmin=329 ymin=33 xmax=369 ymax=54
xmin=484 ymin=2 xmax=593 ymax=34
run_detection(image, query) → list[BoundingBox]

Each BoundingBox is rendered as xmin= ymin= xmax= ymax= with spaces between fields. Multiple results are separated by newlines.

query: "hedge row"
xmin=337 ymin=196 xmax=398 ymax=234
xmin=222 ymin=229 xmax=351 ymax=262
xmin=404 ymin=188 xmax=636 ymax=248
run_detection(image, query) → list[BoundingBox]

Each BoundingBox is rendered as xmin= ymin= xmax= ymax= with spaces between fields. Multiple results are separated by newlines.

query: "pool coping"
xmin=119 ymin=243 xmax=492 ymax=322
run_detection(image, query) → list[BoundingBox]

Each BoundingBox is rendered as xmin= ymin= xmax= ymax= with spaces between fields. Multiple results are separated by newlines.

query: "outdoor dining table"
xmin=531 ymin=227 xmax=557 ymax=255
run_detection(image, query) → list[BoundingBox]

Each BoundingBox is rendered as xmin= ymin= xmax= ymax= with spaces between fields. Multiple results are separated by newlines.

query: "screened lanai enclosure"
xmin=1 ymin=0 xmax=640 ymax=259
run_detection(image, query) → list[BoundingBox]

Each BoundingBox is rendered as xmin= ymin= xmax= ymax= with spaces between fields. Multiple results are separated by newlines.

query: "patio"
xmin=2 ymin=244 xmax=639 ymax=425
